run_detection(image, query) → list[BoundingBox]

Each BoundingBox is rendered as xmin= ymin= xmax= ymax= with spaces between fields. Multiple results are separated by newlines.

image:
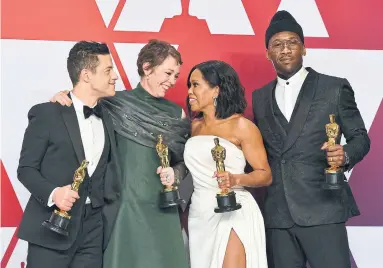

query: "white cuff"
xmin=47 ymin=187 xmax=58 ymax=207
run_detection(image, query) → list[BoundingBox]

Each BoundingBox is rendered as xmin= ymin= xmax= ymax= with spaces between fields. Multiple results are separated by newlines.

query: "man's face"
xmin=266 ymin=31 xmax=306 ymax=78
xmin=88 ymin=54 xmax=118 ymax=98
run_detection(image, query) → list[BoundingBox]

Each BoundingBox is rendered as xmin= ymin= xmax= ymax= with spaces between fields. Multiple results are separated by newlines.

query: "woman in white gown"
xmin=183 ymin=60 xmax=271 ymax=268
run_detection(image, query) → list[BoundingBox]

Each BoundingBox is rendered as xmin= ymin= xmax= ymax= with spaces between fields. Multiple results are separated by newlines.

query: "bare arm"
xmin=232 ymin=117 xmax=272 ymax=187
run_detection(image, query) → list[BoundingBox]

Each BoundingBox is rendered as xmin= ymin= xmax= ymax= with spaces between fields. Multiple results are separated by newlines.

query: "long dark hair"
xmin=186 ymin=60 xmax=247 ymax=119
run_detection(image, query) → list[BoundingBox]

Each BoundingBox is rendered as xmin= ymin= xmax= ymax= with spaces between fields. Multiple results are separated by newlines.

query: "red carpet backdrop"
xmin=1 ymin=0 xmax=382 ymax=267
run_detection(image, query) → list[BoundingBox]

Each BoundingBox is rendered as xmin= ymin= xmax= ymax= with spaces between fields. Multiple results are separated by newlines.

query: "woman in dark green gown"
xmin=101 ymin=40 xmax=191 ymax=268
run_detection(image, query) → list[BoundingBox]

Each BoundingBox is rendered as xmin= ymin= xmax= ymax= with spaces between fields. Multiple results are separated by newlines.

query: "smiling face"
xmin=266 ymin=31 xmax=306 ymax=78
xmin=86 ymin=54 xmax=118 ymax=98
xmin=143 ymin=56 xmax=181 ymax=98
xmin=187 ymin=68 xmax=218 ymax=113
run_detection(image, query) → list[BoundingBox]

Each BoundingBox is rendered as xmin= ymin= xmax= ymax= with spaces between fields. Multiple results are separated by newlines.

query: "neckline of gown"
xmin=133 ymin=83 xmax=160 ymax=101
xmin=188 ymin=135 xmax=245 ymax=157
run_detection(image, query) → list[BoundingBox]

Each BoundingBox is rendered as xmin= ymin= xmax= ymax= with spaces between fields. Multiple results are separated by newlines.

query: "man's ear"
xmin=80 ymin=69 xmax=90 ymax=83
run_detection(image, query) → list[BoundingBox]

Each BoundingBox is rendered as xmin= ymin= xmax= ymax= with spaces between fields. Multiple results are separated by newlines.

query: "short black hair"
xmin=186 ymin=60 xmax=247 ymax=119
xmin=67 ymin=41 xmax=110 ymax=86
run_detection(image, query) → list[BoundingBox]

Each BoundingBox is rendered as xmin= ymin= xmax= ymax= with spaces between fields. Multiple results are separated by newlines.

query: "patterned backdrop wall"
xmin=1 ymin=0 xmax=382 ymax=267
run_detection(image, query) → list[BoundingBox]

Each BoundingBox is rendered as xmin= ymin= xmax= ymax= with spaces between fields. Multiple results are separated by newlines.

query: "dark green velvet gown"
xmin=103 ymin=84 xmax=189 ymax=268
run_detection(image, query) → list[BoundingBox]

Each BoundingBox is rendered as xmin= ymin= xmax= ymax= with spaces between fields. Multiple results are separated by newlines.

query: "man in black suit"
xmin=252 ymin=11 xmax=370 ymax=268
xmin=17 ymin=41 xmax=121 ymax=268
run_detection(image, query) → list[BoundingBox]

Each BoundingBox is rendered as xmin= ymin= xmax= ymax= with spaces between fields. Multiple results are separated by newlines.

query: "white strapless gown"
xmin=184 ymin=136 xmax=268 ymax=268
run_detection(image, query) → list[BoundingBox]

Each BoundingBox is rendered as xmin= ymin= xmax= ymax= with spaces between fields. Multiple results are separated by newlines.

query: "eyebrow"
xmin=272 ymin=37 xmax=299 ymax=42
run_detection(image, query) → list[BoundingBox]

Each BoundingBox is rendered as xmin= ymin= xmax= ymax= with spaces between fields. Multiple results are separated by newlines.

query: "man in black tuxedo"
xmin=17 ymin=41 xmax=121 ymax=268
xmin=252 ymin=11 xmax=370 ymax=268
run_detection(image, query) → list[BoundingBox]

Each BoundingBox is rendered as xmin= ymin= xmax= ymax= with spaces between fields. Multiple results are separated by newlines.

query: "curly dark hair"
xmin=186 ymin=60 xmax=247 ymax=119
xmin=137 ymin=39 xmax=183 ymax=77
xmin=67 ymin=41 xmax=110 ymax=86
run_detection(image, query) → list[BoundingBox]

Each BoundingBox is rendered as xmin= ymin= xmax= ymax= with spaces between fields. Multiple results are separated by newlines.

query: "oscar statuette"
xmin=323 ymin=114 xmax=344 ymax=190
xmin=211 ymin=137 xmax=241 ymax=213
xmin=42 ymin=160 xmax=89 ymax=236
xmin=156 ymin=135 xmax=185 ymax=208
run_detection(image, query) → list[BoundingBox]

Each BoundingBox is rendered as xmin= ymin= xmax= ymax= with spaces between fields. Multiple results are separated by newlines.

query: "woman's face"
xmin=143 ymin=56 xmax=181 ymax=98
xmin=188 ymin=69 xmax=218 ymax=112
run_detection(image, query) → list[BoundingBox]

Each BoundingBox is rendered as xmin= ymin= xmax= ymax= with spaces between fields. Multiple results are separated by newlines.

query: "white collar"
xmin=277 ymin=66 xmax=308 ymax=86
xmin=70 ymin=92 xmax=97 ymax=112
xmin=70 ymin=92 xmax=85 ymax=112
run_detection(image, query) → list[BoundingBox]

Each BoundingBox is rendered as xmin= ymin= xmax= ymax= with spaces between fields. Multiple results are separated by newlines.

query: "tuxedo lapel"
xmin=282 ymin=68 xmax=318 ymax=153
xmin=101 ymin=107 xmax=122 ymax=186
xmin=101 ymin=108 xmax=116 ymax=151
xmin=60 ymin=105 xmax=86 ymax=164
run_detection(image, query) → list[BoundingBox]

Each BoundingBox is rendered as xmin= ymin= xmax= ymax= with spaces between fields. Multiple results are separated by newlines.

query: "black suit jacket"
xmin=252 ymin=68 xmax=370 ymax=228
xmin=17 ymin=101 xmax=121 ymax=251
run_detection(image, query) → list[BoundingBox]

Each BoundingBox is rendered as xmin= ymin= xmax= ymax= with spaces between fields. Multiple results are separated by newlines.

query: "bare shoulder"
xmin=235 ymin=116 xmax=258 ymax=131
xmin=234 ymin=116 xmax=262 ymax=139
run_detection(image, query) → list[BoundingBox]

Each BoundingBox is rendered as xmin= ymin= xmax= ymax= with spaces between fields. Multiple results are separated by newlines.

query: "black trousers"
xmin=27 ymin=205 xmax=103 ymax=268
xmin=266 ymin=223 xmax=351 ymax=268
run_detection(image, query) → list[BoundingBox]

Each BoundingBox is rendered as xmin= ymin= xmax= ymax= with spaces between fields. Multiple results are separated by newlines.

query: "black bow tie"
xmin=83 ymin=105 xmax=102 ymax=119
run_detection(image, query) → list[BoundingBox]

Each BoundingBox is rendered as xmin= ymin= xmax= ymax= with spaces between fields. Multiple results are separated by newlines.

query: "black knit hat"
xmin=265 ymin=10 xmax=304 ymax=48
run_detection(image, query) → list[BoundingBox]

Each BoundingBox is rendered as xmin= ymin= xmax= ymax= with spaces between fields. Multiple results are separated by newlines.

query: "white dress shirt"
xmin=275 ymin=67 xmax=309 ymax=122
xmin=48 ymin=92 xmax=105 ymax=206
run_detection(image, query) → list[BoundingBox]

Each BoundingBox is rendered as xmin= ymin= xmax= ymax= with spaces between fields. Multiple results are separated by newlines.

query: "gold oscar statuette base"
xmin=323 ymin=167 xmax=344 ymax=190
xmin=156 ymin=135 xmax=185 ymax=209
xmin=42 ymin=160 xmax=89 ymax=236
xmin=42 ymin=209 xmax=72 ymax=236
